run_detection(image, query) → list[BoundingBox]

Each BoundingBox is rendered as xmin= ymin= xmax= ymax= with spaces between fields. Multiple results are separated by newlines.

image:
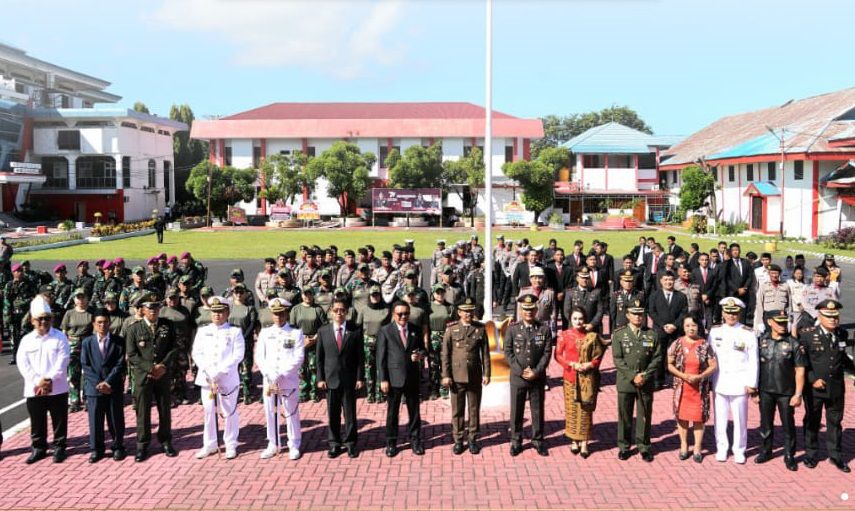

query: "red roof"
xmin=191 ymin=102 xmax=543 ymax=140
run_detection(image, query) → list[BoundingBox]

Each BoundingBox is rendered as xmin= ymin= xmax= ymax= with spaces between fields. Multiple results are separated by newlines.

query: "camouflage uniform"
xmin=229 ymin=297 xmax=258 ymax=403
xmin=71 ymin=272 xmax=95 ymax=303
xmin=289 ymin=301 xmax=327 ymax=402
xmin=356 ymin=298 xmax=390 ymax=403
xmin=160 ymin=300 xmax=193 ymax=404
xmin=60 ymin=308 xmax=93 ymax=409
xmin=4 ymin=277 xmax=35 ymax=360
xmin=429 ymin=299 xmax=455 ymax=399
xmin=51 ymin=277 xmax=74 ymax=318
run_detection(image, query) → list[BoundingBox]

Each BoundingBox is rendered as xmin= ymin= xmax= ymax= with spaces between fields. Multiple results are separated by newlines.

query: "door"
xmin=570 ymin=199 xmax=583 ymax=224
xmin=633 ymin=198 xmax=646 ymax=222
xmin=74 ymin=201 xmax=86 ymax=223
xmin=751 ymin=196 xmax=763 ymax=231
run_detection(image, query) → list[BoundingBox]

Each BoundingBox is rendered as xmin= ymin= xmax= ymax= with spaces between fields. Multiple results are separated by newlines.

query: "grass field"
xmin=12 ymin=227 xmax=851 ymax=261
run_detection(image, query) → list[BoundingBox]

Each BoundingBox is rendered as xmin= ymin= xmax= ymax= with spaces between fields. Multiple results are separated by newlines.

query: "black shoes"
xmin=69 ymin=402 xmax=83 ymax=413
xmin=580 ymin=450 xmax=591 ymax=459
xmin=803 ymin=456 xmax=817 ymax=469
xmin=831 ymin=458 xmax=851 ymax=473
xmin=784 ymin=456 xmax=798 ymax=472
xmin=135 ymin=450 xmax=148 ymax=463
xmin=679 ymin=451 xmax=690 ymax=461
xmin=641 ymin=452 xmax=654 ymax=463
xmin=535 ymin=444 xmax=548 ymax=457
xmin=411 ymin=442 xmax=425 ymax=456
xmin=162 ymin=444 xmax=178 ymax=457
xmin=52 ymin=448 xmax=67 ymax=464
xmin=754 ymin=452 xmax=771 ymax=464
xmin=8 ymin=358 xmax=15 ymax=365
xmin=25 ymin=449 xmax=47 ymax=464
xmin=113 ymin=448 xmax=127 ymax=461
xmin=385 ymin=445 xmax=398 ymax=458
xmin=510 ymin=443 xmax=522 ymax=457
xmin=89 ymin=452 xmax=104 ymax=463
xmin=570 ymin=444 xmax=581 ymax=455
xmin=327 ymin=446 xmax=343 ymax=459
xmin=617 ymin=450 xmax=632 ymax=461
xmin=693 ymin=453 xmax=703 ymax=464
xmin=468 ymin=440 xmax=481 ymax=455
xmin=243 ymin=394 xmax=253 ymax=405
xmin=453 ymin=442 xmax=465 ymax=455
xmin=346 ymin=446 xmax=358 ymax=459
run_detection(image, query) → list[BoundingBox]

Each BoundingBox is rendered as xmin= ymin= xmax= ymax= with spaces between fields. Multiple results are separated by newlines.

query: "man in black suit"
xmin=642 ymin=244 xmax=665 ymax=295
xmin=594 ymin=242 xmax=615 ymax=290
xmin=317 ymin=298 xmax=364 ymax=458
xmin=546 ymin=248 xmax=573 ymax=326
xmin=722 ymin=243 xmax=755 ymax=323
xmin=685 ymin=243 xmax=701 ymax=271
xmin=647 ymin=271 xmax=688 ymax=388
xmin=510 ymin=249 xmax=538 ymax=300
xmin=666 ymin=236 xmax=684 ymax=259
xmin=378 ymin=301 xmax=426 ymax=457
xmin=81 ymin=309 xmax=126 ymax=462
xmin=585 ymin=254 xmax=609 ymax=296
xmin=566 ymin=241 xmax=585 ymax=272
xmin=629 ymin=236 xmax=649 ymax=269
xmin=691 ymin=253 xmax=718 ymax=330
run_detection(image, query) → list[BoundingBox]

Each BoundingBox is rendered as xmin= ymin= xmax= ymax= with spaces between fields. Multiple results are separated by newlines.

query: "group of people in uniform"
xmin=2 ymin=234 xmax=853 ymax=474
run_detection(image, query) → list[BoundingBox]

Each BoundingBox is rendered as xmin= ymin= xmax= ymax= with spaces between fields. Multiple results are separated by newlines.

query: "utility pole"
xmin=206 ymin=162 xmax=213 ymax=228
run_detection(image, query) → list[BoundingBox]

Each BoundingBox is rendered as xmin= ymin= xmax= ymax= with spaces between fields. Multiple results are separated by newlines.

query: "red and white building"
xmin=190 ymin=102 xmax=543 ymax=218
xmin=661 ymin=87 xmax=855 ymax=238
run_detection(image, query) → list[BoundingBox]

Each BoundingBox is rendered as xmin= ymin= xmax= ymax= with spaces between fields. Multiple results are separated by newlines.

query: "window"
xmin=671 ymin=170 xmax=678 ymax=184
xmin=379 ymin=145 xmax=400 ymax=168
xmin=41 ymin=157 xmax=68 ymax=189
xmin=583 ymin=154 xmax=602 ymax=168
xmin=746 ymin=164 xmax=754 ymax=182
xmin=76 ymin=156 xmax=116 ymax=189
xmin=637 ymin=153 xmax=656 ymax=168
xmin=57 ymin=130 xmax=80 ymax=150
xmin=306 ymin=146 xmax=316 ymax=158
xmin=253 ymin=146 xmax=262 ymax=168
xmin=61 ymin=95 xmax=70 ymax=108
xmin=140 ymin=126 xmax=155 ymax=133
xmin=767 ymin=162 xmax=776 ymax=181
xmin=504 ymin=146 xmax=514 ymax=163
xmin=163 ymin=161 xmax=171 ymax=202
xmin=224 ymin=146 xmax=232 ymax=166
xmin=122 ymin=156 xmax=131 ymax=188
xmin=463 ymin=145 xmax=483 ymax=158
xmin=607 ymin=155 xmax=633 ymax=168
xmin=120 ymin=121 xmax=138 ymax=129
xmin=148 ymin=159 xmax=156 ymax=188
xmin=728 ymin=165 xmax=735 ymax=182
xmin=794 ymin=160 xmax=804 ymax=180
xmin=278 ymin=149 xmax=291 ymax=156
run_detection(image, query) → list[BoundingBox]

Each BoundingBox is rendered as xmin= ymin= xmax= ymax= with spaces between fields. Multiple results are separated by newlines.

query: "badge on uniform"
xmin=642 ymin=341 xmax=653 ymax=348
xmin=734 ymin=340 xmax=745 ymax=351
xmin=839 ymin=341 xmax=847 ymax=349
xmin=138 ymin=341 xmax=145 ymax=347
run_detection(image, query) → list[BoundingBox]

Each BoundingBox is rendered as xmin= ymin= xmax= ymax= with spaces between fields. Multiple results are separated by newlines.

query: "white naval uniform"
xmin=192 ymin=322 xmax=245 ymax=451
xmin=255 ymin=323 xmax=305 ymax=451
xmin=709 ymin=322 xmax=758 ymax=462
xmin=17 ymin=327 xmax=71 ymax=397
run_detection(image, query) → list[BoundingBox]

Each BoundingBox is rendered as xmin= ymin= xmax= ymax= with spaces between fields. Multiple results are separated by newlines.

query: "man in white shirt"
xmin=192 ymin=296 xmax=245 ymax=460
xmin=255 ymin=298 xmax=304 ymax=460
xmin=709 ymin=297 xmax=759 ymax=464
xmin=17 ymin=295 xmax=70 ymax=464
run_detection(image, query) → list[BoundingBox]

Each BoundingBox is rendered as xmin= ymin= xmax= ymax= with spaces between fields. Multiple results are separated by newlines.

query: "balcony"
xmin=0 ymin=86 xmax=29 ymax=104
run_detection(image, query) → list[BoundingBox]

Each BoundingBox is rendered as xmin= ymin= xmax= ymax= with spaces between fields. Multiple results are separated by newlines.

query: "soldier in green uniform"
xmin=112 ymin=257 xmax=131 ymax=288
xmin=394 ymin=269 xmax=428 ymax=306
xmin=72 ymin=260 xmax=96 ymax=302
xmin=289 ymin=287 xmax=328 ymax=402
xmin=314 ymin=271 xmax=336 ymax=314
xmin=160 ymin=287 xmax=194 ymax=406
xmin=60 ymin=288 xmax=94 ymax=412
xmin=119 ymin=267 xmax=147 ymax=313
xmin=125 ymin=292 xmax=179 ymax=462
xmin=355 ymin=285 xmax=390 ymax=403
xmin=229 ymin=283 xmax=258 ymax=404
xmin=612 ymin=299 xmax=661 ymax=462
xmin=145 ymin=257 xmax=167 ymax=297
xmin=177 ymin=275 xmax=198 ymax=313
xmin=193 ymin=286 xmax=214 ymax=330
xmin=92 ymin=262 xmax=123 ymax=308
xmin=441 ymin=297 xmax=489 ymax=455
xmin=429 ymin=284 xmax=455 ymax=400
xmin=257 ymin=288 xmax=278 ymax=329
xmin=163 ymin=256 xmax=182 ymax=287
xmin=347 ymin=264 xmax=376 ymax=314
xmin=179 ymin=251 xmax=206 ymax=294
xmin=610 ymin=270 xmax=646 ymax=331
xmin=440 ymin=266 xmax=464 ymax=307
xmin=223 ymin=268 xmax=255 ymax=308
xmin=5 ymin=262 xmax=36 ymax=364
xmin=275 ymin=270 xmax=302 ymax=306
xmin=103 ymin=292 xmax=127 ymax=336
xmin=51 ymin=264 xmax=74 ymax=315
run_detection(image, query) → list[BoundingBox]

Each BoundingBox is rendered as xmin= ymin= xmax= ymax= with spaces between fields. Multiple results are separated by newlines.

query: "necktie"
xmin=100 ymin=337 xmax=107 ymax=357
xmin=736 ymin=260 xmax=742 ymax=276
xmin=592 ymin=272 xmax=597 ymax=287
xmin=666 ymin=292 xmax=672 ymax=304
xmin=400 ymin=327 xmax=407 ymax=347
xmin=702 ymin=268 xmax=707 ymax=283
xmin=653 ymin=256 xmax=659 ymax=271
xmin=336 ymin=326 xmax=343 ymax=351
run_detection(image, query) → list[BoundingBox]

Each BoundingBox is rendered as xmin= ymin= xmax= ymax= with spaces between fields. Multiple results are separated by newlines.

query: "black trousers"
xmin=87 ymin=393 xmax=126 ymax=453
xmin=27 ymin=393 xmax=68 ymax=451
xmin=758 ymin=391 xmax=795 ymax=457
xmin=134 ymin=377 xmax=173 ymax=451
xmin=156 ymin=230 xmax=164 ymax=243
xmin=450 ymin=382 xmax=482 ymax=442
xmin=510 ymin=383 xmax=545 ymax=445
xmin=803 ymin=386 xmax=845 ymax=460
xmin=386 ymin=385 xmax=421 ymax=445
xmin=617 ymin=390 xmax=653 ymax=453
xmin=326 ymin=385 xmax=357 ymax=448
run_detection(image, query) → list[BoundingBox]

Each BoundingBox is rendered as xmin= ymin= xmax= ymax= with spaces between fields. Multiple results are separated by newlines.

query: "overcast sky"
xmin=3 ymin=0 xmax=853 ymax=136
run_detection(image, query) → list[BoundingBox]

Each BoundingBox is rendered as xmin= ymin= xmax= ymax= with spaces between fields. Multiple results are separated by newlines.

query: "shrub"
xmin=719 ymin=220 xmax=748 ymax=235
xmin=822 ymin=226 xmax=855 ymax=248
xmin=690 ymin=215 xmax=708 ymax=234
xmin=8 ymin=231 xmax=83 ymax=248
xmin=91 ymin=219 xmax=155 ymax=237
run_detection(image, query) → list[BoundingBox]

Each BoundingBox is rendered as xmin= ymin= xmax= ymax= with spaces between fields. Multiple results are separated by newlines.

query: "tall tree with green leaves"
xmin=169 ymin=103 xmax=208 ymax=203
xmin=259 ymin=151 xmax=316 ymax=204
xmin=306 ymin=141 xmax=375 ymax=217
xmin=442 ymin=147 xmax=485 ymax=226
xmin=531 ymin=106 xmax=653 ymax=158
xmin=132 ymin=101 xmax=150 ymax=114
xmin=185 ymin=161 xmax=257 ymax=220
xmin=386 ymin=143 xmax=444 ymax=189
xmin=677 ymin=164 xmax=715 ymax=219
xmin=502 ymin=158 xmax=555 ymax=223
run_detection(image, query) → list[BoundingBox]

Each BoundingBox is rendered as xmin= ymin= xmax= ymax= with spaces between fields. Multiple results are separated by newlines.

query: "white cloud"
xmin=151 ymin=0 xmax=408 ymax=79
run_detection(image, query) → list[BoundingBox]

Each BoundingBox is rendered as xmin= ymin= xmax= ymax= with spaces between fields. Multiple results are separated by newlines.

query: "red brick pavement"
xmin=0 ymin=353 xmax=853 ymax=510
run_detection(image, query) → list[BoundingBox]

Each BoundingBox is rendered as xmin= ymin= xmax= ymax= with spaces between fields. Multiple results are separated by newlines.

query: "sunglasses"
xmin=35 ymin=317 xmax=51 ymax=323
xmin=395 ymin=312 xmax=410 ymax=317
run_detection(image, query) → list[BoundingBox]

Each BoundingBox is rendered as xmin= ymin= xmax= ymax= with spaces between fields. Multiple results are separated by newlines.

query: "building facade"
xmin=190 ymin=102 xmax=543 ymax=219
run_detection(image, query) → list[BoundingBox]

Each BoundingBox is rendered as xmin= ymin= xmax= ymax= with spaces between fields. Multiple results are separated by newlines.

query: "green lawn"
xmin=13 ymin=227 xmax=852 ymax=261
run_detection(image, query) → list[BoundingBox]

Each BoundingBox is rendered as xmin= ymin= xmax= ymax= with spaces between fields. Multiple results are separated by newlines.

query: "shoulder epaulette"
xmin=798 ymin=326 xmax=816 ymax=335
xmin=446 ymin=320 xmax=459 ymax=328
xmin=612 ymin=325 xmax=628 ymax=335
xmin=741 ymin=325 xmax=753 ymax=331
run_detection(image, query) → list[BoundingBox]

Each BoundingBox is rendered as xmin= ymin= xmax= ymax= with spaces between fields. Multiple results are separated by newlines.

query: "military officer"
xmin=295 ymin=250 xmax=321 ymax=290
xmin=504 ymin=294 xmax=553 ymax=457
xmin=119 ymin=267 xmax=147 ymax=313
xmin=335 ymin=250 xmax=359 ymax=289
xmin=516 ymin=266 xmax=557 ymax=334
xmin=800 ymin=299 xmax=854 ymax=472
xmin=754 ymin=310 xmax=805 ymax=471
xmin=563 ymin=267 xmax=603 ymax=333
xmin=4 ymin=262 xmax=36 ymax=364
xmin=160 ymin=287 xmax=194 ymax=406
xmin=441 ymin=297 xmax=490 ymax=455
xmin=709 ymin=297 xmax=758 ymax=464
xmin=753 ymin=264 xmax=790 ymax=334
xmin=612 ymin=299 xmax=660 ymax=462
xmin=229 ymin=284 xmax=258 ymax=404
xmin=51 ymin=264 xmax=74 ymax=318
xmin=256 ymin=298 xmax=304 ymax=460
xmin=355 ymin=285 xmax=390 ymax=403
xmin=609 ymin=270 xmax=645 ymax=331
xmin=373 ymin=251 xmax=400 ymax=304
xmin=72 ymin=260 xmax=96 ymax=302
xmin=125 ymin=292 xmax=179 ymax=462
xmin=289 ymin=287 xmax=328 ymax=402
xmin=192 ymin=296 xmax=245 ymax=460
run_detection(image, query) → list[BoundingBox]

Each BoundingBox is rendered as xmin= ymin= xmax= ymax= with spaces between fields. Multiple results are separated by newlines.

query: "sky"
xmin=2 ymin=0 xmax=853 ymax=137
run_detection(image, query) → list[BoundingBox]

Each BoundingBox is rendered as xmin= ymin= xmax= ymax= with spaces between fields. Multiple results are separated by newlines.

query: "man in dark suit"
xmin=642 ymin=244 xmax=665 ymax=295
xmin=317 ymin=298 xmax=364 ymax=458
xmin=722 ymin=243 xmax=755 ymax=323
xmin=647 ymin=271 xmax=688 ymax=388
xmin=666 ymin=236 xmax=684 ymax=259
xmin=510 ymin=249 xmax=538 ymax=300
xmin=691 ymin=253 xmax=718 ymax=330
xmin=378 ymin=301 xmax=426 ymax=457
xmin=685 ymin=243 xmax=701 ymax=271
xmin=81 ymin=309 xmax=127 ymax=462
xmin=585 ymin=255 xmax=610 ymax=296
xmin=594 ymin=242 xmax=615 ymax=290
xmin=546 ymin=248 xmax=573 ymax=326
xmin=629 ymin=236 xmax=649 ymax=268
xmin=566 ymin=241 xmax=585 ymax=272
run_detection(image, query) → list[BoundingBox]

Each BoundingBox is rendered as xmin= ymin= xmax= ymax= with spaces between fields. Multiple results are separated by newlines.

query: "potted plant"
xmin=548 ymin=211 xmax=564 ymax=230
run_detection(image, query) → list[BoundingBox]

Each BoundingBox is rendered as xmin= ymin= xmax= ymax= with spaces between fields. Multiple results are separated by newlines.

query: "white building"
xmin=190 ymin=102 xmax=543 ymax=219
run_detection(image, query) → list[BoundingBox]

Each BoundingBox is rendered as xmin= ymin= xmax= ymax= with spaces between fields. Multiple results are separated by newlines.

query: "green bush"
xmin=9 ymin=231 xmax=83 ymax=248
xmin=719 ymin=220 xmax=747 ymax=235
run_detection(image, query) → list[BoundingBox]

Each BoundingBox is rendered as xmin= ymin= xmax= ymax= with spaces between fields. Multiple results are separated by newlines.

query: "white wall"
xmin=442 ymin=138 xmax=464 ymax=161
xmin=229 ymin=139 xmax=253 ymax=169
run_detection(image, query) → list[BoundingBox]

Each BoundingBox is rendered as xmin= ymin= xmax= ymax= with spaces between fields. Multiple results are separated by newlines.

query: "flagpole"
xmin=483 ymin=0 xmax=493 ymax=322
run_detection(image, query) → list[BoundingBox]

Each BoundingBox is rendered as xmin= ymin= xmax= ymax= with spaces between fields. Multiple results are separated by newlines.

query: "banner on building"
xmin=296 ymin=201 xmax=320 ymax=220
xmin=228 ymin=206 xmax=247 ymax=225
xmin=372 ymin=188 xmax=441 ymax=214
xmin=503 ymin=200 xmax=528 ymax=224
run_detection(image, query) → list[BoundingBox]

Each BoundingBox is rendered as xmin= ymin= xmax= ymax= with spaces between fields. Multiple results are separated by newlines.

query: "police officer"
xmin=754 ymin=309 xmax=805 ymax=471
xmin=798 ymin=266 xmax=838 ymax=330
xmin=441 ymin=297 xmax=490 ymax=455
xmin=800 ymin=299 xmax=854 ymax=472
xmin=125 ymin=292 xmax=179 ymax=462
xmin=504 ymin=294 xmax=553 ymax=457
xmin=753 ymin=264 xmax=790 ymax=334
xmin=612 ymin=299 xmax=660 ymax=462
xmin=609 ymin=270 xmax=645 ymax=331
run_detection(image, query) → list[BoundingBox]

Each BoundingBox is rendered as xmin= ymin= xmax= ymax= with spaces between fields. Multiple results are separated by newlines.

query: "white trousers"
xmin=200 ymin=387 xmax=240 ymax=451
xmin=714 ymin=393 xmax=748 ymax=458
xmin=263 ymin=388 xmax=301 ymax=451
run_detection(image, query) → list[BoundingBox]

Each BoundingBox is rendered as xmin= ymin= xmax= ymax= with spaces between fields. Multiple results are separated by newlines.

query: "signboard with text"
xmin=296 ymin=201 xmax=320 ymax=220
xmin=228 ymin=206 xmax=247 ymax=225
xmin=11 ymin=162 xmax=41 ymax=175
xmin=269 ymin=201 xmax=292 ymax=221
xmin=503 ymin=200 xmax=528 ymax=224
xmin=372 ymin=188 xmax=441 ymax=214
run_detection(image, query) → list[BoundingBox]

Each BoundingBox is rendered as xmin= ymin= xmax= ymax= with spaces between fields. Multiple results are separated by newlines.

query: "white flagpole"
xmin=483 ymin=0 xmax=494 ymax=322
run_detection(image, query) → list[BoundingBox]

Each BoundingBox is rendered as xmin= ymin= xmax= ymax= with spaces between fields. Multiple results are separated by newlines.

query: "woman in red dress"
xmin=667 ymin=313 xmax=717 ymax=463
xmin=554 ymin=307 xmax=605 ymax=458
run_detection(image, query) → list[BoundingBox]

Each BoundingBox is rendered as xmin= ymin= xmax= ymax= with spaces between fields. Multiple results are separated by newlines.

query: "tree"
xmin=185 ymin=161 xmax=257 ymax=220
xmin=502 ymin=159 xmax=554 ymax=223
xmin=531 ymin=106 xmax=653 ymax=158
xmin=306 ymin=141 xmax=375 ymax=217
xmin=259 ymin=151 xmax=317 ymax=204
xmin=169 ymin=104 xmax=208 ymax=203
xmin=442 ymin=147 xmax=485 ymax=226
xmin=132 ymin=101 xmax=150 ymax=114
xmin=387 ymin=143 xmax=444 ymax=189
xmin=677 ymin=165 xmax=715 ymax=219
